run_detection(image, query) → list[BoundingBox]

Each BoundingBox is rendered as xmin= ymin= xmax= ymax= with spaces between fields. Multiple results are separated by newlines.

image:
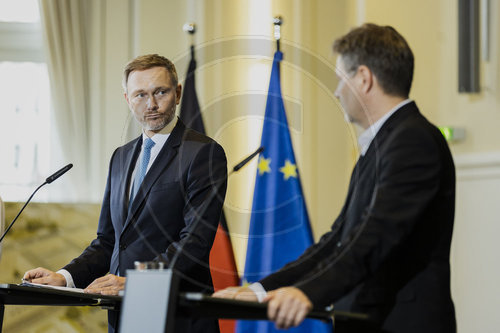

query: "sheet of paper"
xmin=20 ymin=281 xmax=86 ymax=294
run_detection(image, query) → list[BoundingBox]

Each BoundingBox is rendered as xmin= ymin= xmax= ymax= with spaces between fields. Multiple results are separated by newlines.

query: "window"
xmin=0 ymin=0 xmax=52 ymax=201
xmin=0 ymin=0 xmax=40 ymax=23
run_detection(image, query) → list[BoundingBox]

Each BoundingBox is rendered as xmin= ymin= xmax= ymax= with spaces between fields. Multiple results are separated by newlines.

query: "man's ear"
xmin=176 ymin=84 xmax=182 ymax=104
xmin=124 ymin=93 xmax=134 ymax=113
xmin=356 ymin=65 xmax=374 ymax=94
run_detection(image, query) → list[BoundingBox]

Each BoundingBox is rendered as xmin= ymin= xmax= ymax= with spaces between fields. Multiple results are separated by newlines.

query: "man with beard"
xmin=24 ymin=54 xmax=227 ymax=332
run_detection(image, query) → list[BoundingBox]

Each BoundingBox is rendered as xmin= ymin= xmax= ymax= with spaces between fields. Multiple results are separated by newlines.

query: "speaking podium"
xmin=0 ymin=283 xmax=121 ymax=332
xmin=177 ymin=292 xmax=373 ymax=332
xmin=0 ymin=283 xmax=371 ymax=332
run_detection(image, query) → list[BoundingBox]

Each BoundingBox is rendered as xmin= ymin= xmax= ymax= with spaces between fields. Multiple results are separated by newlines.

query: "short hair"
xmin=333 ymin=23 xmax=414 ymax=98
xmin=122 ymin=54 xmax=178 ymax=92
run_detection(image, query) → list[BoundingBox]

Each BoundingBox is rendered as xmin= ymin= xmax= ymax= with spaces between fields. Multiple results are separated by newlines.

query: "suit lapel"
xmin=338 ymin=102 xmax=419 ymax=237
xmin=337 ymin=155 xmax=365 ymax=223
xmin=117 ymin=137 xmax=141 ymax=228
xmin=122 ymin=121 xmax=186 ymax=234
xmin=362 ymin=101 xmax=419 ymax=160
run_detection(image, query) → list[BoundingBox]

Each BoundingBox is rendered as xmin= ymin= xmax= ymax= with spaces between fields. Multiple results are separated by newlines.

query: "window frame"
xmin=0 ymin=15 xmax=52 ymax=201
xmin=0 ymin=21 xmax=43 ymax=62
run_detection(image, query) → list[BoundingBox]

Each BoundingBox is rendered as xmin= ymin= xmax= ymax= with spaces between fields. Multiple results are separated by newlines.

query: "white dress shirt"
xmin=357 ymin=99 xmax=412 ymax=156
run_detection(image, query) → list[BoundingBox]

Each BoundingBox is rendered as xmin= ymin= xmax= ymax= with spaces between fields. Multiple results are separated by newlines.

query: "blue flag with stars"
xmin=237 ymin=51 xmax=332 ymax=333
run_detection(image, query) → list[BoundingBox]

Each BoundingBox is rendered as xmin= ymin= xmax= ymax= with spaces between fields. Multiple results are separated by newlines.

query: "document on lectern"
xmin=20 ymin=281 xmax=85 ymax=294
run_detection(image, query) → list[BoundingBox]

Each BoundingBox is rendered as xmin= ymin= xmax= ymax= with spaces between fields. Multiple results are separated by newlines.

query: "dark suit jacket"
xmin=260 ymin=102 xmax=456 ymax=333
xmin=64 ymin=119 xmax=226 ymax=332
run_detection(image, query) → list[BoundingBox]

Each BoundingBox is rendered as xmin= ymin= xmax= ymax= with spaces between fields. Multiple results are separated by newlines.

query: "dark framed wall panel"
xmin=458 ymin=0 xmax=480 ymax=93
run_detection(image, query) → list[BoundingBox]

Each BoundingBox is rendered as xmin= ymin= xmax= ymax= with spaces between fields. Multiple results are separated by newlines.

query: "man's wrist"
xmin=248 ymin=282 xmax=267 ymax=302
xmin=56 ymin=269 xmax=74 ymax=288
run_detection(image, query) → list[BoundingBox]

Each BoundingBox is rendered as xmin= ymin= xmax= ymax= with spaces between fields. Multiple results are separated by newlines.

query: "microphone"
xmin=0 ymin=163 xmax=73 ymax=243
xmin=230 ymin=147 xmax=264 ymax=175
xmin=45 ymin=163 xmax=73 ymax=184
xmin=167 ymin=147 xmax=264 ymax=271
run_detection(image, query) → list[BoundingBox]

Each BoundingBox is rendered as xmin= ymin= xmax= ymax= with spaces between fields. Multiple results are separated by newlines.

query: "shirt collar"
xmin=358 ymin=99 xmax=412 ymax=156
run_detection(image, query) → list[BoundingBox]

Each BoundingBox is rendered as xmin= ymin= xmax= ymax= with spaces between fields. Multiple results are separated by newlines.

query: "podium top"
xmin=0 ymin=284 xmax=369 ymax=326
xmin=0 ymin=283 xmax=120 ymax=307
xmin=178 ymin=292 xmax=369 ymax=323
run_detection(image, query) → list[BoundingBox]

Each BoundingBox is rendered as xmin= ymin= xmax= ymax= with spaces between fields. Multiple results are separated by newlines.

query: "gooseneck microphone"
xmin=0 ymin=163 xmax=73 ymax=243
xmin=168 ymin=147 xmax=264 ymax=270
xmin=45 ymin=163 xmax=73 ymax=184
xmin=230 ymin=147 xmax=264 ymax=175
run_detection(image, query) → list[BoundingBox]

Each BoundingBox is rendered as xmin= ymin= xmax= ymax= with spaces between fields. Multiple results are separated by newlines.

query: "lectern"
xmin=0 ymin=283 xmax=372 ymax=332
xmin=0 ymin=283 xmax=121 ymax=332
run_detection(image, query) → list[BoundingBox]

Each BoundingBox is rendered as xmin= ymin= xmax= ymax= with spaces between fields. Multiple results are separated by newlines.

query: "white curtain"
xmin=38 ymin=0 xmax=92 ymax=201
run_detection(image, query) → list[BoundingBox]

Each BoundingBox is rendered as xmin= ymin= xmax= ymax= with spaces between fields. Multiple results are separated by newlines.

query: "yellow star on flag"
xmin=279 ymin=159 xmax=297 ymax=180
xmin=257 ymin=156 xmax=271 ymax=175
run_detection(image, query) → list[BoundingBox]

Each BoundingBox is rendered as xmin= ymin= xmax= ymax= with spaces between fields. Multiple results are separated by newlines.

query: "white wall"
xmin=453 ymin=152 xmax=500 ymax=332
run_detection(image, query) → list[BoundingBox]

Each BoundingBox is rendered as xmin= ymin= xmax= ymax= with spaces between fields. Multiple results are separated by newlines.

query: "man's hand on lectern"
xmin=264 ymin=287 xmax=312 ymax=329
xmin=23 ymin=267 xmax=66 ymax=286
xmin=212 ymin=286 xmax=259 ymax=302
xmin=84 ymin=274 xmax=125 ymax=295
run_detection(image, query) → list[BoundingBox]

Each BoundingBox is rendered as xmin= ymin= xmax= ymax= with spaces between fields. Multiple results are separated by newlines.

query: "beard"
xmin=137 ymin=104 xmax=176 ymax=132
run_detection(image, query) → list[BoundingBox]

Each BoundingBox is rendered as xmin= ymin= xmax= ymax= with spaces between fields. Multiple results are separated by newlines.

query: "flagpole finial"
xmin=273 ymin=16 xmax=283 ymax=51
xmin=183 ymin=22 xmax=196 ymax=34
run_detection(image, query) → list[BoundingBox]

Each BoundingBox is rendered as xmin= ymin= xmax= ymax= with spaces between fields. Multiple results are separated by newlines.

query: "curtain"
xmin=38 ymin=0 xmax=92 ymax=201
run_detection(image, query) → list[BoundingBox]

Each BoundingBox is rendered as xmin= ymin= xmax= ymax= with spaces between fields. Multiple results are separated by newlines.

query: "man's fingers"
xmin=86 ymin=275 xmax=109 ymax=288
xmin=23 ymin=267 xmax=49 ymax=280
xmin=267 ymin=297 xmax=280 ymax=321
xmin=284 ymin=297 xmax=307 ymax=328
xmin=213 ymin=286 xmax=260 ymax=302
xmin=85 ymin=275 xmax=125 ymax=294
xmin=294 ymin=306 xmax=309 ymax=327
xmin=276 ymin=307 xmax=291 ymax=329
xmin=235 ymin=288 xmax=258 ymax=301
xmin=24 ymin=269 xmax=66 ymax=286
xmin=212 ymin=287 xmax=246 ymax=299
xmin=95 ymin=286 xmax=120 ymax=296
xmin=263 ymin=290 xmax=276 ymax=303
xmin=31 ymin=276 xmax=52 ymax=284
xmin=212 ymin=287 xmax=238 ymax=298
xmin=277 ymin=298 xmax=305 ymax=329
xmin=86 ymin=274 xmax=116 ymax=289
xmin=282 ymin=298 xmax=299 ymax=328
xmin=264 ymin=287 xmax=312 ymax=329
xmin=271 ymin=294 xmax=293 ymax=329
xmin=85 ymin=286 xmax=121 ymax=296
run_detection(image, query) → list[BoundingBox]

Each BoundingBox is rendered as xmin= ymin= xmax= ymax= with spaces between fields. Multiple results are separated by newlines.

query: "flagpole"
xmin=273 ymin=16 xmax=283 ymax=52
xmin=239 ymin=15 xmax=333 ymax=332
xmin=180 ymin=20 xmax=240 ymax=333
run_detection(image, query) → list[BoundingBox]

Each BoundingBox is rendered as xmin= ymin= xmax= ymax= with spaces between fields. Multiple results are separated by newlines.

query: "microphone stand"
xmin=0 ymin=183 xmax=45 ymax=243
xmin=168 ymin=146 xmax=264 ymax=271
xmin=0 ymin=164 xmax=73 ymax=243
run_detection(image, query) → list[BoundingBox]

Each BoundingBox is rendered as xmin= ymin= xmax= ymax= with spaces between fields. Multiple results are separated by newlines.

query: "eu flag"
xmin=237 ymin=51 xmax=331 ymax=332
